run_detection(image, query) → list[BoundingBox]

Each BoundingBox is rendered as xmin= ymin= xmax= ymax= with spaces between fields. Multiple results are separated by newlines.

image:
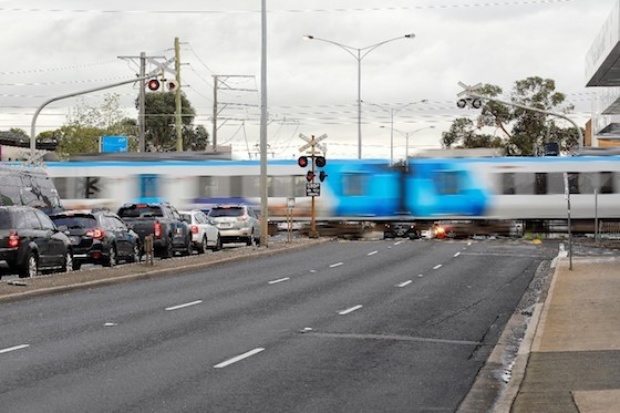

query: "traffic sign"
xmin=299 ymin=133 xmax=327 ymax=153
xmin=306 ymin=182 xmax=321 ymax=197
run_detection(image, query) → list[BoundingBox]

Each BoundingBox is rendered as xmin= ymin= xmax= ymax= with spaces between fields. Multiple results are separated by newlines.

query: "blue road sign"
xmin=100 ymin=135 xmax=128 ymax=153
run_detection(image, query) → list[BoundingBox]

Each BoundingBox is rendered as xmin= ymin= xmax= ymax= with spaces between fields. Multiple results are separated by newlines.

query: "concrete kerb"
xmin=0 ymin=237 xmax=334 ymax=304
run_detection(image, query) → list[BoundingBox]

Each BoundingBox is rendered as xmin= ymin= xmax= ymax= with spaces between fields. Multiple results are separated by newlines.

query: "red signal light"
xmin=306 ymin=171 xmax=315 ymax=182
xmin=315 ymin=156 xmax=326 ymax=167
xmin=147 ymin=79 xmax=161 ymax=92
xmin=298 ymin=156 xmax=309 ymax=168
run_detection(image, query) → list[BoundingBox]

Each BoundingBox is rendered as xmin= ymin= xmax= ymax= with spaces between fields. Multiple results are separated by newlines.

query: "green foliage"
xmin=449 ymin=76 xmax=583 ymax=155
xmin=141 ymin=92 xmax=198 ymax=152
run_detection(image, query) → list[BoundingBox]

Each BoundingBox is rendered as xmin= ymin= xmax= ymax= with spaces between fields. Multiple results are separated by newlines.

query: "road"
xmin=0 ymin=237 xmax=558 ymax=412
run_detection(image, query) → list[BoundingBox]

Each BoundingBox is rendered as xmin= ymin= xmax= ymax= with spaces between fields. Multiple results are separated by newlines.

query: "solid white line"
xmin=367 ymin=250 xmax=378 ymax=256
xmin=433 ymin=264 xmax=442 ymax=270
xmin=268 ymin=277 xmax=290 ymax=285
xmin=339 ymin=305 xmax=363 ymax=315
xmin=0 ymin=344 xmax=29 ymax=354
xmin=165 ymin=300 xmax=203 ymax=311
xmin=329 ymin=262 xmax=343 ymax=268
xmin=214 ymin=348 xmax=265 ymax=369
xmin=454 ymin=252 xmax=461 ymax=257
xmin=396 ymin=280 xmax=413 ymax=288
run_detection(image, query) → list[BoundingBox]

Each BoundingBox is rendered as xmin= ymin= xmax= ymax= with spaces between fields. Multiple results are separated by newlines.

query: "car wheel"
xmin=103 ymin=246 xmax=117 ymax=267
xmin=198 ymin=236 xmax=207 ymax=254
xmin=62 ymin=251 xmax=74 ymax=273
xmin=163 ymin=236 xmax=174 ymax=259
xmin=183 ymin=236 xmax=193 ymax=256
xmin=19 ymin=252 xmax=38 ymax=278
xmin=72 ymin=261 xmax=82 ymax=271
xmin=246 ymin=234 xmax=254 ymax=246
xmin=210 ymin=235 xmax=222 ymax=251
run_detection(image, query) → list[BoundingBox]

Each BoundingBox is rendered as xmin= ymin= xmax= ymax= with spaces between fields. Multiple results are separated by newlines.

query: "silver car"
xmin=178 ymin=209 xmax=222 ymax=253
xmin=206 ymin=205 xmax=260 ymax=246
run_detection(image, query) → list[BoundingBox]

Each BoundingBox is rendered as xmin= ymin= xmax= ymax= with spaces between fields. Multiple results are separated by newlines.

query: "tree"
xmin=52 ymin=93 xmax=136 ymax=157
xmin=449 ymin=76 xmax=582 ymax=155
xmin=141 ymin=92 xmax=199 ymax=152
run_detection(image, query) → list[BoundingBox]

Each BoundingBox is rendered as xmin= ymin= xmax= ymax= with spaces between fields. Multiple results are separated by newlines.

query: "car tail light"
xmin=154 ymin=221 xmax=162 ymax=238
xmin=191 ymin=225 xmax=199 ymax=234
xmin=8 ymin=231 xmax=20 ymax=248
xmin=85 ymin=228 xmax=105 ymax=239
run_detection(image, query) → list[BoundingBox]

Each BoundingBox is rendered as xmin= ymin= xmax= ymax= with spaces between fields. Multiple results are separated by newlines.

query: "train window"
xmin=568 ymin=172 xmax=579 ymax=194
xmin=435 ymin=171 xmax=461 ymax=195
xmin=242 ymin=176 xmax=260 ymax=197
xmin=535 ymin=173 xmax=547 ymax=195
xmin=501 ymin=173 xmax=515 ymax=195
xmin=230 ymin=176 xmax=242 ymax=197
xmin=269 ymin=176 xmax=294 ymax=197
xmin=600 ymin=172 xmax=614 ymax=194
xmin=196 ymin=176 xmax=216 ymax=197
xmin=577 ymin=173 xmax=596 ymax=194
xmin=343 ymin=173 xmax=367 ymax=196
xmin=547 ymin=173 xmax=565 ymax=194
xmin=293 ymin=176 xmax=306 ymax=197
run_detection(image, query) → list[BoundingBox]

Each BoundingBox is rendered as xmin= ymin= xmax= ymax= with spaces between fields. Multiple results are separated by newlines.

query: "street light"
xmin=368 ymin=99 xmax=427 ymax=164
xmin=303 ymin=33 xmax=416 ymax=159
xmin=393 ymin=126 xmax=435 ymax=161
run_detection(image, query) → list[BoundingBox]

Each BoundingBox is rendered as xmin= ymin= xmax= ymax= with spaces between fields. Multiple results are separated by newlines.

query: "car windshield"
xmin=118 ymin=205 xmax=164 ymax=218
xmin=208 ymin=207 xmax=244 ymax=218
xmin=50 ymin=215 xmax=97 ymax=229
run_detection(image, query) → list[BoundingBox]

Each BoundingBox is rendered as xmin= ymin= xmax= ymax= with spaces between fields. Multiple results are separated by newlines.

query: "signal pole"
xmin=298 ymin=134 xmax=327 ymax=238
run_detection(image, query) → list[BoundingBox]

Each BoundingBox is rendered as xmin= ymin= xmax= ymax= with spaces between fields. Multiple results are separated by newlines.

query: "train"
xmin=22 ymin=151 xmax=620 ymax=235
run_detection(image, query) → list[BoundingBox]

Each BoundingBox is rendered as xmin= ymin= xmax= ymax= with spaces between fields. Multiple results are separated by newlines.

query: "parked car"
xmin=117 ymin=202 xmax=191 ymax=259
xmin=178 ymin=209 xmax=222 ymax=253
xmin=49 ymin=209 xmax=141 ymax=270
xmin=383 ymin=221 xmax=421 ymax=239
xmin=206 ymin=204 xmax=261 ymax=246
xmin=0 ymin=206 xmax=73 ymax=278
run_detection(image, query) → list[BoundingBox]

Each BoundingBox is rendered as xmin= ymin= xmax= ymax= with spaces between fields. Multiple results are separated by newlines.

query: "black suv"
xmin=0 ymin=206 xmax=73 ymax=278
xmin=49 ymin=209 xmax=141 ymax=270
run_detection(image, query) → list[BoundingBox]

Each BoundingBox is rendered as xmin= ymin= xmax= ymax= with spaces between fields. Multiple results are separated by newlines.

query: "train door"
xmin=137 ymin=174 xmax=162 ymax=203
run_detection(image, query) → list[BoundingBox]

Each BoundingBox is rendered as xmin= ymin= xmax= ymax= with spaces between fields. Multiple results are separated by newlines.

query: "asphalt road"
xmin=0 ymin=237 xmax=559 ymax=412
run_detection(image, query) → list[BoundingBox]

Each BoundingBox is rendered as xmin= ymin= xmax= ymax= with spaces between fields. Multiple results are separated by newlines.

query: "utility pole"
xmin=118 ymin=52 xmax=171 ymax=152
xmin=138 ymin=52 xmax=146 ymax=152
xmin=211 ymin=75 xmax=258 ymax=152
xmin=174 ymin=37 xmax=183 ymax=152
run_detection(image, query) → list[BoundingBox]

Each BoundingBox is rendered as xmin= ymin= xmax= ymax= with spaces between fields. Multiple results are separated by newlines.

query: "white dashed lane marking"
xmin=0 ymin=344 xmax=29 ymax=354
xmin=165 ymin=300 xmax=203 ymax=311
xmin=214 ymin=348 xmax=265 ymax=369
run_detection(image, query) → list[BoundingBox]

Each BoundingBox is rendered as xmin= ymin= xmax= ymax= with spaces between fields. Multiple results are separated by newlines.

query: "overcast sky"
xmin=0 ymin=0 xmax=616 ymax=159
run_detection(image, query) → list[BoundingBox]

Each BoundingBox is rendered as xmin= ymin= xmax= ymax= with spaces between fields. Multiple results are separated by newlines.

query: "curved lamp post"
xmin=368 ymin=99 xmax=427 ymax=164
xmin=303 ymin=33 xmax=415 ymax=159
xmin=393 ymin=125 xmax=435 ymax=161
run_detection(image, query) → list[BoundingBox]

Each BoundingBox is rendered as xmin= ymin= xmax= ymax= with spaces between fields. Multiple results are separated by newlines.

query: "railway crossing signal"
xmin=298 ymin=134 xmax=328 ymax=238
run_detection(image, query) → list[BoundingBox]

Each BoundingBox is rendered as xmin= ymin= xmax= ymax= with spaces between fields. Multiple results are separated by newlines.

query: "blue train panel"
xmin=406 ymin=158 xmax=490 ymax=217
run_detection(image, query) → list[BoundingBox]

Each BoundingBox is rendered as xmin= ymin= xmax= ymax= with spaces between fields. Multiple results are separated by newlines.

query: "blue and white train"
xmin=34 ymin=153 xmax=620 ymax=228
